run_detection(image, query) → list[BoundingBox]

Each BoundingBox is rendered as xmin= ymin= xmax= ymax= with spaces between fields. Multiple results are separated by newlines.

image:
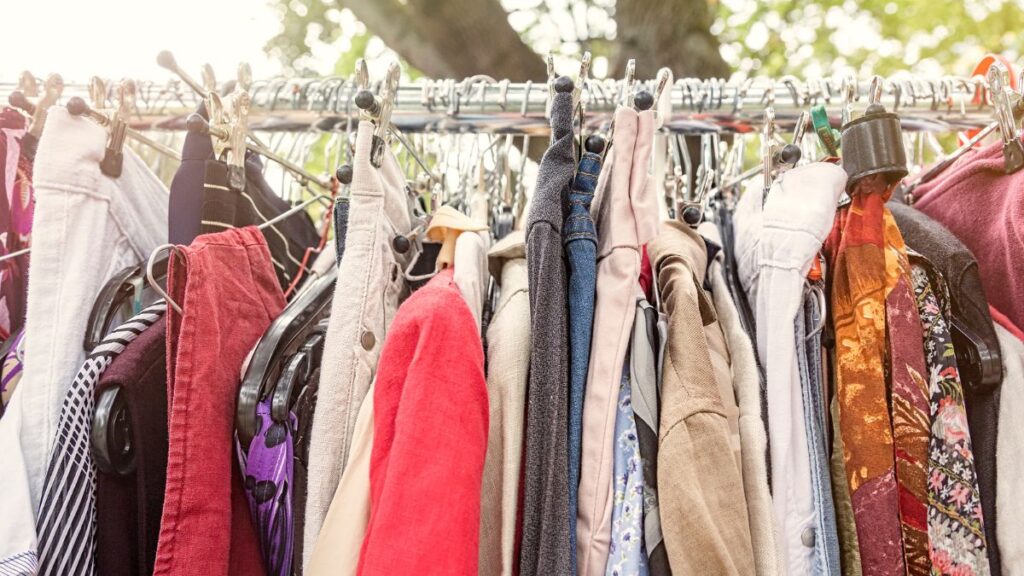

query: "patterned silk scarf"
xmin=826 ymin=175 xmax=905 ymax=575
xmin=911 ymin=263 xmax=990 ymax=575
xmin=882 ymin=210 xmax=931 ymax=575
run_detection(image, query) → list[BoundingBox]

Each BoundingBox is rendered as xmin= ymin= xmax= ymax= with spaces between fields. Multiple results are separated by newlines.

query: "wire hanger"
xmin=157 ymin=51 xmax=332 ymax=191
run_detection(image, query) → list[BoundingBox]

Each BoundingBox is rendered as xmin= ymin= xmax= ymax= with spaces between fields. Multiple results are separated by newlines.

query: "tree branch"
xmin=612 ymin=0 xmax=730 ymax=79
xmin=343 ymin=0 xmax=547 ymax=81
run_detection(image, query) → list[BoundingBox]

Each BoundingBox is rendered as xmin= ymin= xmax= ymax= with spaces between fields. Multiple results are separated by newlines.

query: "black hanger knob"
xmin=336 ymin=164 xmax=353 ymax=185
xmin=554 ymin=76 xmax=574 ymax=94
xmin=392 ymin=234 xmax=411 ymax=254
xmin=865 ymin=103 xmax=887 ymax=117
xmin=585 ymin=134 xmax=606 ymax=154
xmin=777 ymin=143 xmax=802 ymax=165
xmin=185 ymin=113 xmax=209 ymax=134
xmin=681 ymin=204 xmax=703 ymax=226
xmin=66 ymin=96 xmax=90 ymax=117
xmin=156 ymin=50 xmax=177 ymax=71
xmin=634 ymin=90 xmax=654 ymax=111
xmin=8 ymin=91 xmax=34 ymax=114
xmin=354 ymin=90 xmax=377 ymax=111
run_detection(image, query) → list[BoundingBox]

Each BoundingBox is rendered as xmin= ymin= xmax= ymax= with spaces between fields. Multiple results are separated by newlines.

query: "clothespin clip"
xmin=100 ymin=80 xmax=135 ymax=177
xmin=762 ymin=106 xmax=776 ymax=199
xmin=353 ymin=61 xmax=401 ymax=168
xmin=986 ymin=61 xmax=1024 ymax=173
xmin=679 ymin=134 xmax=716 ymax=227
xmin=225 ymin=90 xmax=250 ymax=190
xmin=810 ymin=105 xmax=840 ymax=156
xmin=653 ymin=67 xmax=672 ymax=128
xmin=620 ymin=59 xmax=636 ymax=108
xmin=545 ymin=54 xmax=557 ymax=119
xmin=200 ymin=63 xmax=218 ymax=95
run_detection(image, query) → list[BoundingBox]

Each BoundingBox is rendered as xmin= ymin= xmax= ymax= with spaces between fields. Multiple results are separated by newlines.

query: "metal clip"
xmin=986 ymin=61 xmax=1024 ymax=173
xmin=545 ymin=53 xmax=556 ymax=119
xmin=620 ymin=59 xmax=636 ymax=108
xmin=762 ymin=106 xmax=776 ymax=197
xmin=29 ymin=74 xmax=64 ymax=139
xmin=99 ymin=80 xmax=134 ymax=178
xmin=226 ymin=88 xmax=250 ymax=190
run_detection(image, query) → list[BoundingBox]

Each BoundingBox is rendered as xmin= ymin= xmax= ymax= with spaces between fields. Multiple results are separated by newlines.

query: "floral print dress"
xmin=606 ymin=362 xmax=648 ymax=576
xmin=910 ymin=264 xmax=990 ymax=576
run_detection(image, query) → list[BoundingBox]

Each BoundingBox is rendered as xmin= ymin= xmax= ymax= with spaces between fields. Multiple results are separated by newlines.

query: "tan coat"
xmin=649 ymin=221 xmax=756 ymax=576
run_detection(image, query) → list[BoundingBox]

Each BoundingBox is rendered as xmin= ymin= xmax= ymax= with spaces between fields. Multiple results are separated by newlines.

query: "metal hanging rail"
xmin=0 ymin=73 xmax=998 ymax=134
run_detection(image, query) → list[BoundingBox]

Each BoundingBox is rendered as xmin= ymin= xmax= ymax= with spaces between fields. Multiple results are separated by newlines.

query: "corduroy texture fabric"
xmin=649 ymin=221 xmax=755 ymax=576
xmin=520 ymin=87 xmax=575 ymax=576
xmin=478 ymin=232 xmax=530 ymax=576
xmin=823 ymin=175 xmax=908 ymax=575
xmin=304 ymin=120 xmax=412 ymax=569
xmin=153 ymin=227 xmax=283 ymax=576
xmin=577 ymin=104 xmax=659 ymax=576
xmin=95 ymin=321 xmax=168 ymax=576
xmin=910 ymin=262 xmax=990 ymax=574
xmin=703 ymin=221 xmax=781 ymax=576
xmin=356 ymin=269 xmax=487 ymax=575
xmin=888 ymin=200 xmax=1002 ymax=573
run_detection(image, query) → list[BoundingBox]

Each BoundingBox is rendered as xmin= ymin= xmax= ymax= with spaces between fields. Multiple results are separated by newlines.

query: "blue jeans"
xmin=565 ymin=150 xmax=601 ymax=573
xmin=797 ymin=282 xmax=841 ymax=576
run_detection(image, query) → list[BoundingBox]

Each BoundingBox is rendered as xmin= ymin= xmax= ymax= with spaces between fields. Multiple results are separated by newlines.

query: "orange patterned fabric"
xmin=826 ymin=175 xmax=905 ymax=575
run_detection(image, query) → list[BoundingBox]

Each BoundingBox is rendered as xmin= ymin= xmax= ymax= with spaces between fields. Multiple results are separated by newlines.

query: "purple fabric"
xmin=237 ymin=397 xmax=296 ymax=576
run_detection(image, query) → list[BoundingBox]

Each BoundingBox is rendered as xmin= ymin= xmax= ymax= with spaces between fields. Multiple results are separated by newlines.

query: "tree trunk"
xmin=343 ymin=0 xmax=547 ymax=81
xmin=612 ymin=0 xmax=730 ymax=79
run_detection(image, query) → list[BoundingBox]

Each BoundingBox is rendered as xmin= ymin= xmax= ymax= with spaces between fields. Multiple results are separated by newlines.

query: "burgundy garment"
xmin=95 ymin=321 xmax=168 ymax=576
xmin=357 ymin=269 xmax=488 ymax=576
xmin=154 ymin=227 xmax=285 ymax=576
xmin=910 ymin=140 xmax=1024 ymax=331
xmin=0 ymin=109 xmax=32 ymax=340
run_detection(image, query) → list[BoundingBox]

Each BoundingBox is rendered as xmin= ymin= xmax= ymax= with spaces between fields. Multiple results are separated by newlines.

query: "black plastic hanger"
xmin=236 ymin=267 xmax=336 ymax=449
xmin=84 ymin=255 xmax=168 ymax=352
xmin=270 ymin=322 xmax=327 ymax=423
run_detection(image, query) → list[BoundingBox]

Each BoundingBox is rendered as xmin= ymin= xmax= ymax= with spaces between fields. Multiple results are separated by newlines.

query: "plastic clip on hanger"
xmin=839 ymin=79 xmax=909 ymax=190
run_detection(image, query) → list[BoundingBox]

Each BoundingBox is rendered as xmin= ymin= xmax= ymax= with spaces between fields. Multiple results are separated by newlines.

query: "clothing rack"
xmin=0 ymin=74 xmax=999 ymax=134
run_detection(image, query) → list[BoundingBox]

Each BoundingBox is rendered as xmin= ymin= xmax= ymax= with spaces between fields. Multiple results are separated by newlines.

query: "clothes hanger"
xmin=269 ymin=319 xmax=327 ymax=424
xmin=66 ymin=79 xmax=182 ymax=176
xmin=84 ymin=255 xmax=168 ymax=352
xmin=157 ymin=51 xmax=333 ymax=192
xmin=91 ymin=243 xmax=186 ymax=475
xmin=236 ymin=266 xmax=336 ymax=448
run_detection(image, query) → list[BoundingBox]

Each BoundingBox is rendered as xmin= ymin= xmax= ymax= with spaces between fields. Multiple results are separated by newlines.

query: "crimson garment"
xmin=909 ymin=140 xmax=1024 ymax=334
xmin=153 ymin=227 xmax=284 ymax=576
xmin=357 ymin=268 xmax=488 ymax=576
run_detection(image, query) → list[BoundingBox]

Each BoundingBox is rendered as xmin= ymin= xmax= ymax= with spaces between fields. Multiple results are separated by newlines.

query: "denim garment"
xmin=565 ymin=150 xmax=601 ymax=573
xmin=796 ymin=282 xmax=841 ymax=576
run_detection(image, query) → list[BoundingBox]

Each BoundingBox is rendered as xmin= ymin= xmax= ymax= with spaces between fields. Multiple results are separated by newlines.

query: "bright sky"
xmin=2 ymin=0 xmax=300 ymax=83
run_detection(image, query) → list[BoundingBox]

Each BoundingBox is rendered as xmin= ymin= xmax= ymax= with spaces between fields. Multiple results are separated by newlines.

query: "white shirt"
xmin=733 ymin=163 xmax=846 ymax=575
xmin=0 ymin=108 xmax=168 ymax=570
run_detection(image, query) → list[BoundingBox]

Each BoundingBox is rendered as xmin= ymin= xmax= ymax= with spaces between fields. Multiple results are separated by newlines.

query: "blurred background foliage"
xmin=263 ymin=0 xmax=1024 ymax=81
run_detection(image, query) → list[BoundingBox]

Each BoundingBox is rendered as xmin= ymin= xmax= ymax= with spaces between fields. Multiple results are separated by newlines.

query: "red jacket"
xmin=358 ymin=269 xmax=489 ymax=575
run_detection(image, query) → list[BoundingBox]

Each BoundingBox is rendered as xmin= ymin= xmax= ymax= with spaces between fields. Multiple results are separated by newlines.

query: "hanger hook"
xmin=146 ymin=244 xmax=184 ymax=314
